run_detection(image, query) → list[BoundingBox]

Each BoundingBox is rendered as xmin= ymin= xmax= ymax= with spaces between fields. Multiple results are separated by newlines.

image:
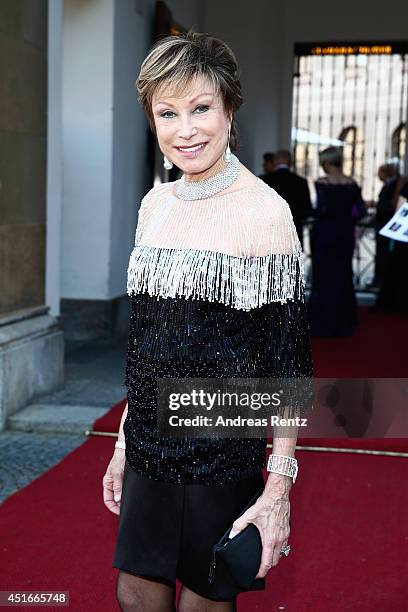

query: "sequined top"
xmin=123 ymin=176 xmax=313 ymax=485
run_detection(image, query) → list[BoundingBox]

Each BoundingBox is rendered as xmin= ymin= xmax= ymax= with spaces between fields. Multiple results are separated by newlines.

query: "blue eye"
xmin=160 ymin=105 xmax=209 ymax=119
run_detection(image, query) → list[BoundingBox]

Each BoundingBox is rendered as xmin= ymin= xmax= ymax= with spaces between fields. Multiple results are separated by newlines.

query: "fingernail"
xmin=114 ymin=494 xmax=121 ymax=502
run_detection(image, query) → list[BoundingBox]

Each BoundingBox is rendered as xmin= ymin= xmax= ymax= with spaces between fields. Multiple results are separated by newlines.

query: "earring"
xmin=224 ymin=125 xmax=232 ymax=163
xmin=163 ymin=155 xmax=173 ymax=170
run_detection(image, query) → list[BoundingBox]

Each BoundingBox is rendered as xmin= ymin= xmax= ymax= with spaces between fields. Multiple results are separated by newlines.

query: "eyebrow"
xmin=154 ymin=93 xmax=214 ymax=107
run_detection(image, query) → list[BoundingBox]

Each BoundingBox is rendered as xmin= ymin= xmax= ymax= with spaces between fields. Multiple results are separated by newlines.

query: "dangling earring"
xmin=163 ymin=155 xmax=173 ymax=170
xmin=224 ymin=125 xmax=232 ymax=163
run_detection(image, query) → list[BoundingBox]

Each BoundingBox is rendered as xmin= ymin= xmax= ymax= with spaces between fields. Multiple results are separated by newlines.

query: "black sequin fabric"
xmin=123 ymin=284 xmax=313 ymax=485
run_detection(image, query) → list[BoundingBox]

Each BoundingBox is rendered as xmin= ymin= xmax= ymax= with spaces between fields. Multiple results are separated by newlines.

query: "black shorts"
xmin=113 ymin=460 xmax=266 ymax=602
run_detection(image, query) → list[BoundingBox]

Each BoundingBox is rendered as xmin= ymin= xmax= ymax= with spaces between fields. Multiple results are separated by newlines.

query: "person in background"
xmin=308 ymin=146 xmax=366 ymax=337
xmin=375 ymin=179 xmax=408 ymax=314
xmin=372 ymin=162 xmax=402 ymax=289
xmin=260 ymin=150 xmax=312 ymax=248
xmin=258 ymin=152 xmax=275 ymax=182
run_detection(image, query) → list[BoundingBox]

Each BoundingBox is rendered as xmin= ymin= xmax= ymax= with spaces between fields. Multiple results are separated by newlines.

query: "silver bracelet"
xmin=267 ymin=454 xmax=298 ymax=483
xmin=115 ymin=440 xmax=126 ymax=450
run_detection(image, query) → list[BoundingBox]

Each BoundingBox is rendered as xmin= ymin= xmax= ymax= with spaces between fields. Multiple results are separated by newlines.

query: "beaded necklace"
xmin=175 ymin=153 xmax=240 ymax=200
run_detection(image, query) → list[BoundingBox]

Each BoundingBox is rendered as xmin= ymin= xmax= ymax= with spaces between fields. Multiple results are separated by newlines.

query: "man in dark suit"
xmin=373 ymin=163 xmax=403 ymax=288
xmin=259 ymin=149 xmax=312 ymax=248
xmin=258 ymin=152 xmax=275 ymax=183
xmin=375 ymin=177 xmax=408 ymax=312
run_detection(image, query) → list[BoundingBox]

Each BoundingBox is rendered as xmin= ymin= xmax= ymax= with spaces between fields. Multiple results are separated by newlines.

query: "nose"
xmin=177 ymin=114 xmax=197 ymax=140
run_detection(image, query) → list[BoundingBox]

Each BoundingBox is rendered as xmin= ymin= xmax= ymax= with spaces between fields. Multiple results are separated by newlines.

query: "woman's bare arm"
xmin=102 ymin=401 xmax=128 ymax=514
xmin=116 ymin=401 xmax=128 ymax=447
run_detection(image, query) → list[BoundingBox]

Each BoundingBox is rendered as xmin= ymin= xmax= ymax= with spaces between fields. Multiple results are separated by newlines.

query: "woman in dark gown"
xmin=308 ymin=146 xmax=366 ymax=337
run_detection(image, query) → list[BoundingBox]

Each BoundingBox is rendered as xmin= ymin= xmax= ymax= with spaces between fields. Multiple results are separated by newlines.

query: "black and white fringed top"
xmin=123 ymin=174 xmax=313 ymax=485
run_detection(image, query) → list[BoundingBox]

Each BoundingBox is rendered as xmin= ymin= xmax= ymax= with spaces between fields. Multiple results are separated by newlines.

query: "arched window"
xmin=294 ymin=142 xmax=310 ymax=177
xmin=391 ymin=123 xmax=406 ymax=162
xmin=339 ymin=126 xmax=364 ymax=183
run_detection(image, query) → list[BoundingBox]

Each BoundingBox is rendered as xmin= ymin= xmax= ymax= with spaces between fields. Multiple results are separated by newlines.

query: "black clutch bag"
xmin=208 ymin=486 xmax=292 ymax=599
xmin=207 ymin=487 xmax=266 ymax=599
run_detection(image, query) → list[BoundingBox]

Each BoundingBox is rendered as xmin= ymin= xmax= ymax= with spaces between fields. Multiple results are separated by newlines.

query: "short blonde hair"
xmin=318 ymin=146 xmax=343 ymax=168
xmin=135 ymin=30 xmax=243 ymax=150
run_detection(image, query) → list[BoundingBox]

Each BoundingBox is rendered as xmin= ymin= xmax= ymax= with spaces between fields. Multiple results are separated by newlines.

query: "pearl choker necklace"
xmin=175 ymin=153 xmax=240 ymax=200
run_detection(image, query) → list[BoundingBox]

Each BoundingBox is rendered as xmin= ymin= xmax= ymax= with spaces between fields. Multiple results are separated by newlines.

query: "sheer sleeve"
xmin=133 ymin=184 xmax=167 ymax=247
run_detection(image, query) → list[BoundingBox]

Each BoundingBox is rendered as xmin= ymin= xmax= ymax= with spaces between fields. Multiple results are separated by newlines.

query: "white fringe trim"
xmin=127 ymin=245 xmax=305 ymax=311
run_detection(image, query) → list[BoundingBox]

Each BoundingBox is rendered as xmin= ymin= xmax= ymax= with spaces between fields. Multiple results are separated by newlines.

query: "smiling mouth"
xmin=175 ymin=142 xmax=208 ymax=153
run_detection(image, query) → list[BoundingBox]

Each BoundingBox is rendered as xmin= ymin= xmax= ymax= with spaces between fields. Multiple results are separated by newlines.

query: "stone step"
xmin=7 ymin=403 xmax=110 ymax=435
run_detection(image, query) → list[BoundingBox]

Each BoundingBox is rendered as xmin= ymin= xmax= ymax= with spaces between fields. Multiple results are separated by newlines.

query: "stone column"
xmin=0 ymin=0 xmax=64 ymax=430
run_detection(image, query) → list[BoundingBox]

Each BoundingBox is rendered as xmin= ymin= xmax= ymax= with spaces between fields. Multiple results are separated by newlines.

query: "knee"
xmin=116 ymin=587 xmax=132 ymax=610
xmin=115 ymin=571 xmax=175 ymax=612
xmin=116 ymin=572 xmax=138 ymax=610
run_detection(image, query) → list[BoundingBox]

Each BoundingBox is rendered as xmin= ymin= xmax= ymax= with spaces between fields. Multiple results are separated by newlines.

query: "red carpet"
xmin=1 ymin=307 xmax=407 ymax=611
xmin=1 ymin=433 xmax=407 ymax=611
xmin=312 ymin=307 xmax=408 ymax=378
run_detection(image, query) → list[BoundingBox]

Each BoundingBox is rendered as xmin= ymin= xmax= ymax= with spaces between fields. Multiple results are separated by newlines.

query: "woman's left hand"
xmin=229 ymin=488 xmax=291 ymax=579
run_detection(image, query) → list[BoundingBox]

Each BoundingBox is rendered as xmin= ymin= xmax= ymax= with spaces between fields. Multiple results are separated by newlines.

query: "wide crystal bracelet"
xmin=267 ymin=454 xmax=298 ymax=483
xmin=115 ymin=441 xmax=126 ymax=450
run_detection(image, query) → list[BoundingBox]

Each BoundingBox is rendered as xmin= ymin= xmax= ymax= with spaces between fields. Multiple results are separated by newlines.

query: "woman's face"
xmin=151 ymin=74 xmax=231 ymax=178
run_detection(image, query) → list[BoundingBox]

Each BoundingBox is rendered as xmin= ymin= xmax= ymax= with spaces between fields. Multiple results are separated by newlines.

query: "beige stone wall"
xmin=0 ymin=0 xmax=47 ymax=315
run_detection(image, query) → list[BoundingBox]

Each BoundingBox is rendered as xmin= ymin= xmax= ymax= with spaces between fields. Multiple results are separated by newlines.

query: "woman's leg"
xmin=177 ymin=585 xmax=236 ymax=612
xmin=116 ymin=570 xmax=176 ymax=612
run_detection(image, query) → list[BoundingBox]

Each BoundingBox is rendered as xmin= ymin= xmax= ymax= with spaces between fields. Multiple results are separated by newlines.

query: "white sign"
xmin=379 ymin=201 xmax=408 ymax=243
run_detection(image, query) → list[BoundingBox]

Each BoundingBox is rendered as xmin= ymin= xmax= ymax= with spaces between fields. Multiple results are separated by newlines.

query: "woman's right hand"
xmin=102 ymin=450 xmax=126 ymax=515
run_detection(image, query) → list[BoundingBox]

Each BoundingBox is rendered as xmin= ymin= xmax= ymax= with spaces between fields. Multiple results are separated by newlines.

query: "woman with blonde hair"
xmin=103 ymin=30 xmax=313 ymax=611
